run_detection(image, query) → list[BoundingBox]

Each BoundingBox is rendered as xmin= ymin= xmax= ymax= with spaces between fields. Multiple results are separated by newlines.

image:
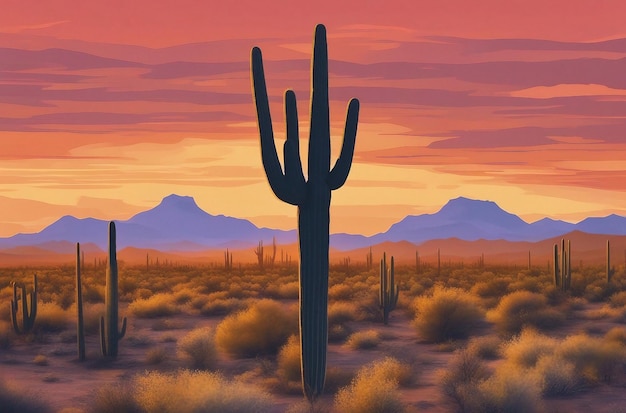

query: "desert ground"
xmin=2 ymin=257 xmax=626 ymax=413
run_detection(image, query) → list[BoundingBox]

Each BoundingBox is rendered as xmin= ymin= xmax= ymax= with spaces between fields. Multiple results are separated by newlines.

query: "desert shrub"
xmin=532 ymin=355 xmax=581 ymax=396
xmin=35 ymin=302 xmax=69 ymax=332
xmin=473 ymin=368 xmax=543 ymax=413
xmin=329 ymin=284 xmax=353 ymax=301
xmin=128 ymin=294 xmax=179 ymax=318
xmin=134 ymin=370 xmax=272 ymax=413
xmin=0 ymin=320 xmax=13 ymax=350
xmin=334 ymin=358 xmax=406 ymax=413
xmin=91 ymin=381 xmax=142 ymax=413
xmin=145 ymin=347 xmax=168 ymax=365
xmin=325 ymin=366 xmax=355 ymax=394
xmin=555 ymin=333 xmax=626 ymax=384
xmin=487 ymin=291 xmax=564 ymax=336
xmin=605 ymin=326 xmax=626 ymax=345
xmin=466 ymin=335 xmax=502 ymax=360
xmin=83 ymin=303 xmax=105 ymax=334
xmin=328 ymin=301 xmax=359 ymax=325
xmin=413 ymin=287 xmax=484 ymax=342
xmin=200 ymin=298 xmax=246 ymax=316
xmin=502 ymin=329 xmax=558 ymax=368
xmin=33 ymin=354 xmax=48 ymax=366
xmin=276 ymin=281 xmax=299 ymax=299
xmin=277 ymin=335 xmax=301 ymax=383
xmin=0 ymin=380 xmax=51 ymax=413
xmin=177 ymin=327 xmax=217 ymax=370
xmin=215 ymin=299 xmax=297 ymax=358
xmin=609 ymin=291 xmax=626 ymax=308
xmin=366 ymin=356 xmax=414 ymax=387
xmin=328 ymin=323 xmax=352 ymax=343
xmin=438 ymin=349 xmax=490 ymax=409
xmin=345 ymin=329 xmax=381 ymax=350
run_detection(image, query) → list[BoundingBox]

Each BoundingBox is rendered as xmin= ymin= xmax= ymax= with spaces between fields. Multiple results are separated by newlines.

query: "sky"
xmin=2 ymin=0 xmax=626 ymax=237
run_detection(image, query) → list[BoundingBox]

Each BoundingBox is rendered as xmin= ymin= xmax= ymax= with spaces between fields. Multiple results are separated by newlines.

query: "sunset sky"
xmin=2 ymin=0 xmax=626 ymax=237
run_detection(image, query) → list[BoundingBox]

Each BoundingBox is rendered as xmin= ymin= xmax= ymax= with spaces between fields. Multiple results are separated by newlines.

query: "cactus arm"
xmin=252 ymin=47 xmax=301 ymax=205
xmin=328 ymin=98 xmax=359 ymax=190
xmin=284 ymin=90 xmax=306 ymax=202
xmin=10 ymin=282 xmax=21 ymax=334
xmin=308 ymin=24 xmax=330 ymax=181
xmin=29 ymin=274 xmax=37 ymax=328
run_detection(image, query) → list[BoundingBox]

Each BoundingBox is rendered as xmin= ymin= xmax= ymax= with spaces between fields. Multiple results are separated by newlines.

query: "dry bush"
xmin=473 ymin=368 xmax=543 ymax=413
xmin=33 ymin=354 xmax=48 ymax=366
xmin=605 ymin=326 xmax=626 ymax=345
xmin=0 ymin=380 xmax=51 ymax=413
xmin=134 ymin=370 xmax=273 ymax=413
xmin=532 ymin=354 xmax=581 ymax=396
xmin=438 ymin=349 xmax=490 ymax=409
xmin=555 ymin=333 xmax=626 ymax=384
xmin=413 ymin=286 xmax=484 ymax=343
xmin=277 ymin=335 xmax=301 ymax=383
xmin=329 ymin=284 xmax=353 ymax=301
xmin=82 ymin=303 xmax=105 ymax=334
xmin=145 ymin=347 xmax=168 ymax=365
xmin=0 ymin=320 xmax=13 ymax=350
xmin=276 ymin=281 xmax=299 ymax=299
xmin=177 ymin=327 xmax=217 ymax=370
xmin=128 ymin=293 xmax=179 ymax=318
xmin=345 ymin=329 xmax=381 ymax=350
xmin=466 ymin=335 xmax=502 ymax=360
xmin=328 ymin=301 xmax=359 ymax=325
xmin=200 ymin=298 xmax=246 ymax=316
xmin=215 ymin=299 xmax=297 ymax=358
xmin=91 ymin=381 xmax=142 ymax=413
xmin=609 ymin=291 xmax=626 ymax=308
xmin=487 ymin=291 xmax=564 ymax=336
xmin=502 ymin=329 xmax=558 ymax=368
xmin=35 ymin=302 xmax=69 ymax=332
xmin=334 ymin=358 xmax=406 ymax=413
xmin=366 ymin=356 xmax=414 ymax=387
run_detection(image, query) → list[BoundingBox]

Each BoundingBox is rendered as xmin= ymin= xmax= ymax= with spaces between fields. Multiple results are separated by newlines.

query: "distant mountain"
xmin=0 ymin=194 xmax=297 ymax=250
xmin=1 ymin=194 xmax=625 ymax=253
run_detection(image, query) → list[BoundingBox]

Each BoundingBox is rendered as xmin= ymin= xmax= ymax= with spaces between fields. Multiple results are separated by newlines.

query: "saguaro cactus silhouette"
xmin=251 ymin=24 xmax=359 ymax=401
xmin=10 ymin=274 xmax=38 ymax=334
xmin=100 ymin=221 xmax=127 ymax=357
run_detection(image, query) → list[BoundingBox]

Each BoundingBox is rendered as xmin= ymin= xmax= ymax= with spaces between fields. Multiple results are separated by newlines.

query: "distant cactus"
xmin=553 ymin=239 xmax=571 ymax=291
xmin=379 ymin=253 xmax=399 ymax=325
xmin=224 ymin=248 xmax=233 ymax=271
xmin=100 ymin=221 xmax=127 ymax=357
xmin=9 ymin=274 xmax=38 ymax=334
xmin=366 ymin=247 xmax=373 ymax=271
xmin=607 ymin=240 xmax=615 ymax=283
xmin=254 ymin=241 xmax=264 ymax=269
xmin=76 ymin=243 xmax=85 ymax=361
xmin=252 ymin=24 xmax=359 ymax=401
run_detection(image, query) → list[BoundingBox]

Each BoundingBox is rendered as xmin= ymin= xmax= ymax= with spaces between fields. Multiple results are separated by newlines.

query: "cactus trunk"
xmin=10 ymin=274 xmax=37 ymax=334
xmin=251 ymin=24 xmax=359 ymax=402
xmin=100 ymin=222 xmax=127 ymax=357
xmin=76 ymin=243 xmax=85 ymax=361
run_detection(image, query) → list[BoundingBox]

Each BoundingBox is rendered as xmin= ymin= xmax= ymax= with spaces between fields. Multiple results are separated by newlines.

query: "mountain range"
xmin=1 ymin=194 xmax=626 ymax=253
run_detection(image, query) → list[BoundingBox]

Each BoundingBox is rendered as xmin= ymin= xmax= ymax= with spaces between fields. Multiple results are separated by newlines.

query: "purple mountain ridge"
xmin=0 ymin=194 xmax=625 ymax=252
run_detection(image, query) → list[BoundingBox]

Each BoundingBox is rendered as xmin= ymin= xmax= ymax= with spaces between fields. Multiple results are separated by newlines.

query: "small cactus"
xmin=607 ymin=240 xmax=615 ymax=283
xmin=100 ymin=221 xmax=127 ymax=357
xmin=379 ymin=253 xmax=399 ymax=324
xmin=10 ymin=274 xmax=38 ymax=334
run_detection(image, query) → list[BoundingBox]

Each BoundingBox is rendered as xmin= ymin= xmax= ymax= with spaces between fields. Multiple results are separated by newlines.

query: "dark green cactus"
xmin=553 ymin=239 xmax=571 ymax=291
xmin=379 ymin=253 xmax=399 ymax=325
xmin=251 ymin=24 xmax=359 ymax=401
xmin=100 ymin=221 xmax=127 ymax=357
xmin=607 ymin=240 xmax=615 ymax=283
xmin=76 ymin=243 xmax=86 ymax=361
xmin=10 ymin=274 xmax=37 ymax=334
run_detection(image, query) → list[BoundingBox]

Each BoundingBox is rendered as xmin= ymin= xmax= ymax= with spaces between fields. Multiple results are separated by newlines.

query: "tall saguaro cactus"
xmin=76 ymin=243 xmax=86 ymax=361
xmin=10 ymin=274 xmax=38 ymax=334
xmin=379 ymin=253 xmax=399 ymax=325
xmin=251 ymin=24 xmax=359 ymax=401
xmin=554 ymin=239 xmax=571 ymax=291
xmin=100 ymin=222 xmax=127 ymax=357
xmin=607 ymin=240 xmax=615 ymax=283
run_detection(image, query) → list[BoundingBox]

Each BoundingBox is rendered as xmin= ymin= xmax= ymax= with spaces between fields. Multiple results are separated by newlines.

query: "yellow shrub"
xmin=177 ymin=327 xmax=217 ymax=370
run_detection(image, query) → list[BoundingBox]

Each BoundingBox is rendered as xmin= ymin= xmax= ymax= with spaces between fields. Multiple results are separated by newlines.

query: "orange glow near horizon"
xmin=2 ymin=1 xmax=626 ymax=237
